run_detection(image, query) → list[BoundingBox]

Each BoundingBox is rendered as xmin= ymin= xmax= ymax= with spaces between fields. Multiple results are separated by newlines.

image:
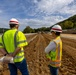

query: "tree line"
xmin=23 ymin=26 xmax=50 ymax=33
xmin=0 ymin=14 xmax=76 ymax=33
xmin=0 ymin=28 xmax=9 ymax=33
xmin=58 ymin=15 xmax=76 ymax=29
xmin=23 ymin=15 xmax=76 ymax=33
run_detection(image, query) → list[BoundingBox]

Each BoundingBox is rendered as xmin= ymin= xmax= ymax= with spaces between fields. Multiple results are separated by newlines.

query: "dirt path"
xmin=0 ymin=33 xmax=76 ymax=75
xmin=61 ymin=34 xmax=76 ymax=40
xmin=25 ymin=34 xmax=50 ymax=75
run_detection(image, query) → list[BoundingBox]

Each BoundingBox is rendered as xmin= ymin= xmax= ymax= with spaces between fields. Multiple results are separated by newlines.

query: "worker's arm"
xmin=10 ymin=31 xmax=28 ymax=57
xmin=9 ymin=47 xmax=21 ymax=57
xmin=0 ymin=48 xmax=7 ymax=55
xmin=45 ymin=41 xmax=56 ymax=54
xmin=10 ymin=45 xmax=28 ymax=57
xmin=0 ymin=36 xmax=7 ymax=55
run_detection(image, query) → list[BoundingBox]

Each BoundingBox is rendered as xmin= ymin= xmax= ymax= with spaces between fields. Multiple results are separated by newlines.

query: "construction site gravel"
xmin=0 ymin=33 xmax=76 ymax=75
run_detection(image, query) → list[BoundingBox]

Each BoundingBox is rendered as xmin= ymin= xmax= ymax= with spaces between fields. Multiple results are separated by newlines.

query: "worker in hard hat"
xmin=45 ymin=25 xmax=62 ymax=75
xmin=0 ymin=18 xmax=29 ymax=75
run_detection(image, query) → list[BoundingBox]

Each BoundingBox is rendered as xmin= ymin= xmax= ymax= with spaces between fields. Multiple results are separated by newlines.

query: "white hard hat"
xmin=9 ymin=18 xmax=19 ymax=25
xmin=51 ymin=25 xmax=62 ymax=32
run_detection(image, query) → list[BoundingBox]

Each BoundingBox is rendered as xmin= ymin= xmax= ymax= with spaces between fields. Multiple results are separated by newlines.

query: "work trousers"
xmin=49 ymin=65 xmax=59 ymax=75
xmin=8 ymin=59 xmax=29 ymax=75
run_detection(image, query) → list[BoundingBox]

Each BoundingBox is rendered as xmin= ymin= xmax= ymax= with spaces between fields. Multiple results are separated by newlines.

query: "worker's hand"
xmin=7 ymin=53 xmax=14 ymax=57
xmin=46 ymin=58 xmax=50 ymax=61
xmin=3 ymin=59 xmax=10 ymax=64
xmin=3 ymin=56 xmax=11 ymax=64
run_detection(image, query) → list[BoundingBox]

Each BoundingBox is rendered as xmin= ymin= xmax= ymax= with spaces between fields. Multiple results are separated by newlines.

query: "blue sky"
xmin=0 ymin=0 xmax=76 ymax=30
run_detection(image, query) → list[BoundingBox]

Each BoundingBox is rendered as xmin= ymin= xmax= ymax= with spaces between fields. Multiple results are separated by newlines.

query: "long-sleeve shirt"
xmin=45 ymin=41 xmax=56 ymax=54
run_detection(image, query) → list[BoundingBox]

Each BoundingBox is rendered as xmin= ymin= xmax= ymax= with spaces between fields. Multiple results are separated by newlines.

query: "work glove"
xmin=0 ymin=56 xmax=14 ymax=64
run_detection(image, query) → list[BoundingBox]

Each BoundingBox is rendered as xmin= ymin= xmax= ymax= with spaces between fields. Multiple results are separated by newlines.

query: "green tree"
xmin=64 ymin=21 xmax=74 ymax=29
xmin=23 ymin=26 xmax=35 ymax=33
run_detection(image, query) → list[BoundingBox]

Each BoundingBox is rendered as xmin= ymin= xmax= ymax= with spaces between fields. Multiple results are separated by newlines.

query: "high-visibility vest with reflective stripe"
xmin=0 ymin=29 xmax=28 ymax=62
xmin=0 ymin=36 xmax=4 ymax=48
xmin=47 ymin=36 xmax=62 ymax=67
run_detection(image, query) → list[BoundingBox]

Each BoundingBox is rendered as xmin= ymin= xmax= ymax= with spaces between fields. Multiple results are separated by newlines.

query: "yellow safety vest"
xmin=46 ymin=36 xmax=62 ymax=67
xmin=0 ymin=29 xmax=28 ymax=62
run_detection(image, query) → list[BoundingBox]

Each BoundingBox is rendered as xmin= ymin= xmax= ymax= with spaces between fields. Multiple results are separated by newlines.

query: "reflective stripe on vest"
xmin=9 ymin=50 xmax=24 ymax=54
xmin=57 ymin=44 xmax=60 ymax=60
xmin=14 ymin=55 xmax=24 ymax=59
xmin=14 ymin=31 xmax=27 ymax=48
xmin=14 ymin=31 xmax=24 ymax=61
xmin=13 ymin=31 xmax=28 ymax=62
xmin=50 ymin=36 xmax=62 ymax=67
xmin=50 ymin=60 xmax=61 ymax=65
xmin=17 ymin=40 xmax=27 ymax=45
xmin=14 ymin=30 xmax=18 ymax=48
xmin=50 ymin=60 xmax=61 ymax=67
xmin=2 ymin=30 xmax=26 ymax=62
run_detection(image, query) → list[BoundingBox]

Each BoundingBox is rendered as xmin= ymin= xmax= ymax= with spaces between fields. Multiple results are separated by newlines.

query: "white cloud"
xmin=18 ymin=15 xmax=65 ymax=30
xmin=0 ymin=15 xmax=65 ymax=31
xmin=28 ymin=0 xmax=75 ymax=21
xmin=43 ymin=16 xmax=65 ymax=23
xmin=36 ymin=0 xmax=74 ymax=14
xmin=0 ymin=19 xmax=9 ymax=28
xmin=33 ymin=0 xmax=38 ymax=3
xmin=60 ymin=4 xmax=76 ymax=15
xmin=19 ymin=18 xmax=49 ymax=29
xmin=0 ymin=0 xmax=76 ymax=30
xmin=0 ymin=10 xmax=3 ymax=13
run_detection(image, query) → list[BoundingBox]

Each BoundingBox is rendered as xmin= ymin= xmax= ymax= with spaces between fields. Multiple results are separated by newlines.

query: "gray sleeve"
xmin=45 ymin=41 xmax=56 ymax=54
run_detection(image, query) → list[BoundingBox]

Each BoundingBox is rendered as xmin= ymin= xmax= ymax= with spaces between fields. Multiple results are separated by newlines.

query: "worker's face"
xmin=51 ymin=31 xmax=56 ymax=38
